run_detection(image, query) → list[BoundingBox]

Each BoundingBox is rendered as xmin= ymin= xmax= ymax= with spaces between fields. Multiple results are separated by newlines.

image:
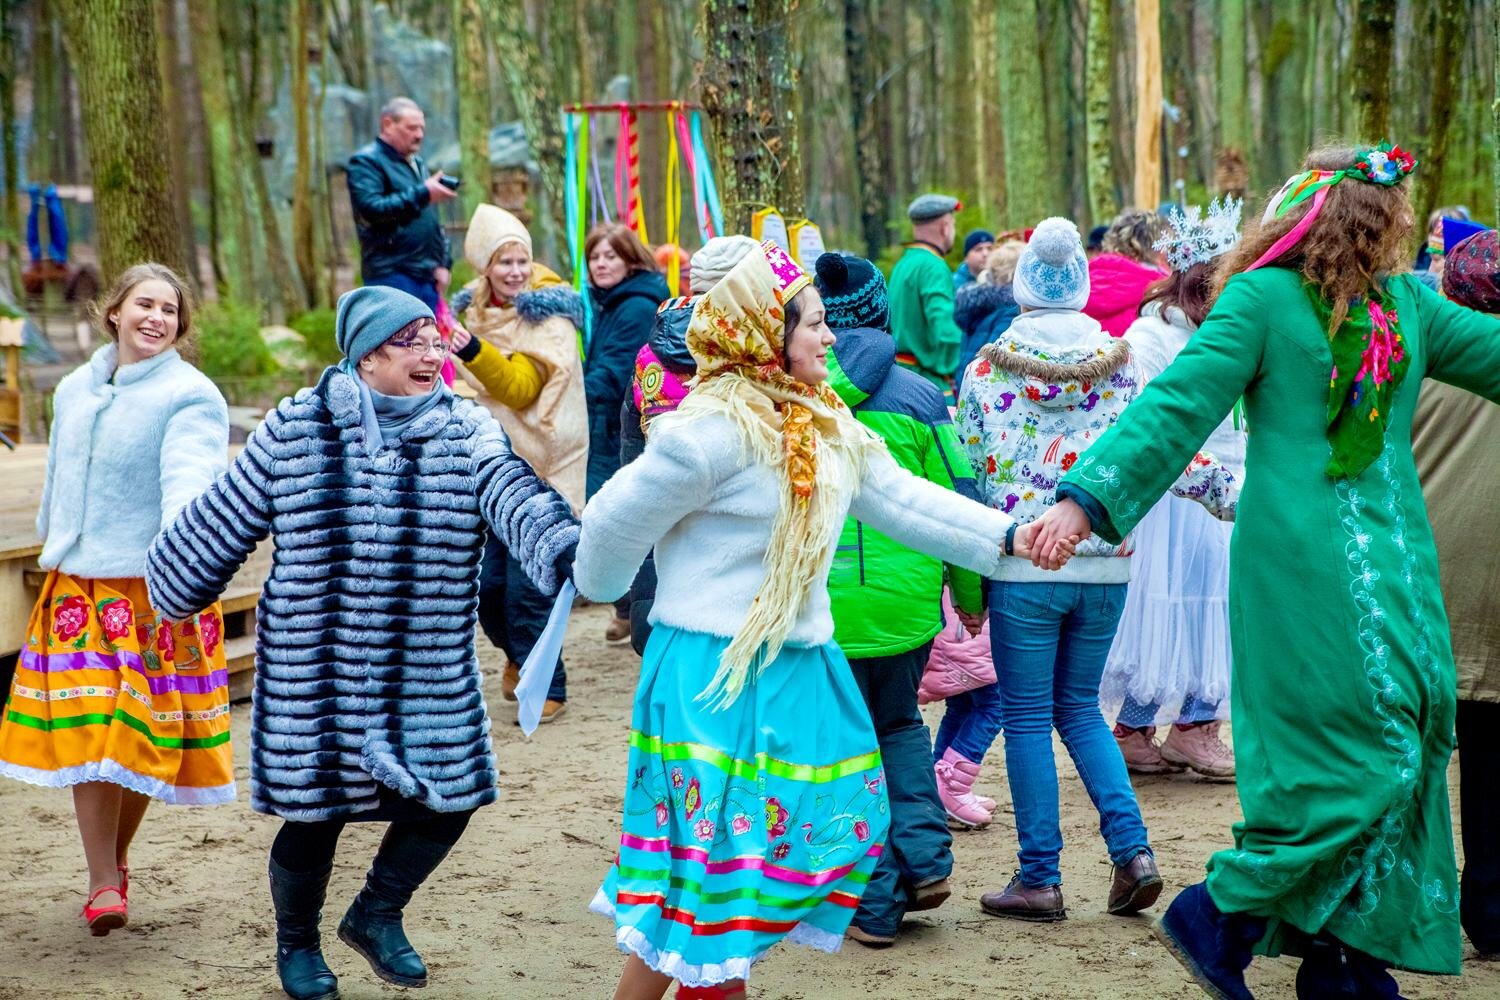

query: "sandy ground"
xmin=1 ymin=602 xmax=1495 ymax=1000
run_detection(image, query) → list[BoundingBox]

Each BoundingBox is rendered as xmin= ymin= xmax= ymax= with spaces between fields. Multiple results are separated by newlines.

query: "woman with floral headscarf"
xmin=1032 ymin=144 xmax=1500 ymax=998
xmin=576 ymin=242 xmax=1073 ymax=999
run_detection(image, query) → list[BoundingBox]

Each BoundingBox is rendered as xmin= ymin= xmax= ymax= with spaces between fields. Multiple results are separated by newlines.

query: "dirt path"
xmin=1 ymin=603 xmax=1494 ymax=999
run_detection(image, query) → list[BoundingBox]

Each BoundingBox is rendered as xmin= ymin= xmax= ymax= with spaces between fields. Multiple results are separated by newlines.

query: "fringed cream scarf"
xmin=660 ymin=241 xmax=883 ymax=709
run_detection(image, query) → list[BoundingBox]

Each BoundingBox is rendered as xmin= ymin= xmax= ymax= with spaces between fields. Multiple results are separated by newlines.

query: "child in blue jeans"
xmin=946 ymin=218 xmax=1236 ymax=920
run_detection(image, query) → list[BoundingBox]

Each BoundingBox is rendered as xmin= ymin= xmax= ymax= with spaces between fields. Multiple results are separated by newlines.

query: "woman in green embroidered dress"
xmin=1031 ymin=145 xmax=1500 ymax=998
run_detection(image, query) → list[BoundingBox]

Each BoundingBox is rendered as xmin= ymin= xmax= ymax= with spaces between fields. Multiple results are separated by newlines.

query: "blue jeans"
xmin=367 ymin=270 xmax=440 ymax=312
xmin=1117 ymin=693 xmax=1221 ymax=729
xmin=991 ymin=580 xmax=1150 ymax=887
xmin=932 ymin=682 xmax=1004 ymax=765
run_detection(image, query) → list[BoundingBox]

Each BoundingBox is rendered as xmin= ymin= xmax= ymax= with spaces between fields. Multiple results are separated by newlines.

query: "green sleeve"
xmin=1412 ymin=276 xmax=1500 ymax=403
xmin=920 ymin=260 xmax=964 ymax=376
xmin=924 ymin=420 xmax=985 ymax=614
xmin=1060 ymin=273 xmax=1269 ymax=543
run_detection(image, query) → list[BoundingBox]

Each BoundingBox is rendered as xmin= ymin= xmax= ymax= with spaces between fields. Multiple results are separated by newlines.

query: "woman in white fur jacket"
xmin=576 ymin=241 xmax=1073 ymax=1000
xmin=0 ymin=263 xmax=233 ymax=936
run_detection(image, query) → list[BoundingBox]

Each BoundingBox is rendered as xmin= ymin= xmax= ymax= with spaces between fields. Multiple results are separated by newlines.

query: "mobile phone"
xmin=438 ymin=174 xmax=461 ymax=190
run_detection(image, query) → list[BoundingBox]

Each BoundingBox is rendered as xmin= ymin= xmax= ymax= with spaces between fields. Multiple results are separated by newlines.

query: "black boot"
xmin=1294 ymin=936 xmax=1358 ymax=999
xmin=268 ymin=858 xmax=340 ymax=1000
xmin=1295 ymin=935 xmax=1408 ymax=1000
xmin=1154 ymin=881 xmax=1266 ymax=1000
xmin=336 ymin=827 xmax=455 ymax=988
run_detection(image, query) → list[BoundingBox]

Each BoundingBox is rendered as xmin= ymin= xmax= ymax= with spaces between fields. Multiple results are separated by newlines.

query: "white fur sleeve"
xmin=158 ymin=383 xmax=230 ymax=530
xmin=574 ymin=419 xmax=727 ymax=602
xmin=848 ymin=449 xmax=1011 ymax=578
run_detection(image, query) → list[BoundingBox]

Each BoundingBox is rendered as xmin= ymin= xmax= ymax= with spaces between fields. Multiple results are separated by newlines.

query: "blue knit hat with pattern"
xmin=813 ymin=252 xmax=890 ymax=332
xmin=335 ymin=284 xmax=435 ymax=363
xmin=1013 ymin=218 xmax=1090 ymax=310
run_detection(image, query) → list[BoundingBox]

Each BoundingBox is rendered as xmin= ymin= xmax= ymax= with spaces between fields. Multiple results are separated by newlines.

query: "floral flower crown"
xmin=1349 ymin=142 xmax=1417 ymax=186
xmin=1154 ymin=197 xmax=1243 ymax=272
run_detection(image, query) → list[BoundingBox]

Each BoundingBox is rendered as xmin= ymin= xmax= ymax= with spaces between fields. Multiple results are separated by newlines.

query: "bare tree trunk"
xmin=844 ymin=0 xmax=886 ymax=259
xmin=190 ymin=0 xmax=256 ymax=301
xmin=453 ymin=0 xmax=491 ymax=221
xmin=221 ymin=2 xmax=301 ymax=316
xmin=0 ymin=0 xmax=21 ymax=290
xmin=151 ymin=0 xmax=198 ymax=289
xmin=292 ymin=0 xmax=320 ymax=308
xmin=972 ymin=0 xmax=997 ymax=219
xmin=946 ymin=0 xmax=975 ymax=199
xmin=1133 ymin=0 xmax=1163 ymax=210
xmin=1085 ymin=0 xmax=1116 ymax=226
xmin=996 ymin=0 xmax=1053 ymax=227
xmin=700 ymin=0 xmax=803 ymax=230
xmin=1493 ymin=3 xmax=1500 ymax=225
xmin=1351 ymin=0 xmax=1395 ymax=140
xmin=1218 ymin=0 xmax=1246 ymax=157
xmin=493 ymin=0 xmax=569 ymax=271
xmin=58 ymin=0 xmax=186 ymax=280
xmin=1414 ymin=0 xmax=1465 ymax=228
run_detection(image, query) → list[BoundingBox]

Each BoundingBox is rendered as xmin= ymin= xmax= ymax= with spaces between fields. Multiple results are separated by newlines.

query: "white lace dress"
xmin=1100 ymin=307 xmax=1247 ymax=724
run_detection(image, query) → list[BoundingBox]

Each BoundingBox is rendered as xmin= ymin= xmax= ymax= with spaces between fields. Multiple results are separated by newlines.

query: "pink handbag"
xmin=919 ymin=587 xmax=997 ymax=704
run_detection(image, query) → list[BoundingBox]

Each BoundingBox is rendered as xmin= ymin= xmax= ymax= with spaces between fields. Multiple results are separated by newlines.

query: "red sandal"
xmin=82 ymin=885 xmax=127 ymax=936
xmin=117 ymin=865 xmax=130 ymax=899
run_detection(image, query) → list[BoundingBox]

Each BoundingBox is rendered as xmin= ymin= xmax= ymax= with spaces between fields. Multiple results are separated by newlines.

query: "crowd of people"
xmin=1 ymin=94 xmax=1498 ymax=1000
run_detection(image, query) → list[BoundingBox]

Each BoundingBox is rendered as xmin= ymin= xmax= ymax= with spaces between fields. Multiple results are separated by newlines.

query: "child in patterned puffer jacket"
xmin=945 ymin=218 xmax=1237 ymax=924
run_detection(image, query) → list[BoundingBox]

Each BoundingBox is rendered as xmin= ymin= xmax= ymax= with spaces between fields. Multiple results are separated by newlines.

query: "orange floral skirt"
xmin=0 ymin=571 xmax=235 ymax=804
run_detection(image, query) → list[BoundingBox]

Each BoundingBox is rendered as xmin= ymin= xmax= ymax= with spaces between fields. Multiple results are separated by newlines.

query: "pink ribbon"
xmin=1246 ymin=186 xmax=1330 ymax=272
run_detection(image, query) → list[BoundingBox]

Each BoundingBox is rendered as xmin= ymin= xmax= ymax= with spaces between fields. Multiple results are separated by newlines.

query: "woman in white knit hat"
xmin=450 ymin=203 xmax=587 ymax=722
xmin=950 ymin=218 xmax=1237 ymax=924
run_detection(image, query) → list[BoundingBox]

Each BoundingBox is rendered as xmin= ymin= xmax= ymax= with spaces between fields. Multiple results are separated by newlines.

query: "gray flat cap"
xmin=907 ymin=193 xmax=962 ymax=222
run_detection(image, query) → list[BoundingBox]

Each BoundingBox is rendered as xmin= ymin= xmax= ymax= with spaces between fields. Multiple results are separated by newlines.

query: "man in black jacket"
xmin=346 ymin=97 xmax=456 ymax=309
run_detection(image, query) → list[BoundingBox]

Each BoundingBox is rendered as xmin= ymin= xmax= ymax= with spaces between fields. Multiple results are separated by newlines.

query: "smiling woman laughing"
xmin=143 ymin=283 xmax=581 ymax=1000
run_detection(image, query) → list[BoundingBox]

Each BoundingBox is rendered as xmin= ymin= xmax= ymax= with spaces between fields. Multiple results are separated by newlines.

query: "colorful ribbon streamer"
xmin=690 ymin=112 xmax=724 ymax=238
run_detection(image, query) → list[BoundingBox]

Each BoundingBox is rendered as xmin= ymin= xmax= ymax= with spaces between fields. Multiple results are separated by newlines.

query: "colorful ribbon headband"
xmin=1248 ymin=142 xmax=1417 ymax=271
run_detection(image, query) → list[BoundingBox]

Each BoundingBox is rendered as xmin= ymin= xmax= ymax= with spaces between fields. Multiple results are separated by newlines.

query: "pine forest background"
xmin=2 ymin=0 xmax=1498 ymax=327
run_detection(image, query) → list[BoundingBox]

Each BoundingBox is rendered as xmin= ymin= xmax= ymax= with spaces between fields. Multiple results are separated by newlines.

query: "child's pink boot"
xmin=934 ymin=748 xmax=992 ymax=829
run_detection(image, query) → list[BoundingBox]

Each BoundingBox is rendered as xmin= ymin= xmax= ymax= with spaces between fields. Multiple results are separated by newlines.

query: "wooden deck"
xmin=2 ymin=443 xmax=267 ymax=699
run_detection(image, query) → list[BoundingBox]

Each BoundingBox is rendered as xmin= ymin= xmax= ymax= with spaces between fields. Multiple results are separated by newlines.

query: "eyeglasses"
xmin=386 ymin=337 xmax=450 ymax=359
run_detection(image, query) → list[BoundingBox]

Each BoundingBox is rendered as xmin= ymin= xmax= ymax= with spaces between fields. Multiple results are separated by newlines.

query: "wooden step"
xmin=224 ymin=635 xmax=257 ymax=704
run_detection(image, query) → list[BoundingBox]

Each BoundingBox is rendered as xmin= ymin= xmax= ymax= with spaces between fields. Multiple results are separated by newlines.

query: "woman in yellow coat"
xmin=450 ymin=204 xmax=587 ymax=722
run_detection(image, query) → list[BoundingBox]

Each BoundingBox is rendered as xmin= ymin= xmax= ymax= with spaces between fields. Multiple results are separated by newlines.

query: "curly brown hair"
xmin=1101 ymin=209 xmax=1165 ymax=264
xmin=1213 ymin=145 xmax=1415 ymax=336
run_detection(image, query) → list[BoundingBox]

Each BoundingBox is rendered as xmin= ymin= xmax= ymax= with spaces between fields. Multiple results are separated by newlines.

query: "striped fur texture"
xmin=146 ymin=366 xmax=579 ymax=821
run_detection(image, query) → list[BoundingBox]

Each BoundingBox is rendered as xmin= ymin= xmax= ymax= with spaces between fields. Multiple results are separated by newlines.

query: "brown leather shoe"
xmin=605 ymin=614 xmax=632 ymax=643
xmin=979 ymin=874 xmax=1066 ymax=922
xmin=538 ymin=699 xmax=566 ymax=723
xmin=844 ymin=924 xmax=896 ymax=948
xmin=500 ymin=661 xmax=521 ymax=702
xmin=1107 ymin=851 xmax=1162 ymax=915
xmin=909 ymin=877 xmax=951 ymax=912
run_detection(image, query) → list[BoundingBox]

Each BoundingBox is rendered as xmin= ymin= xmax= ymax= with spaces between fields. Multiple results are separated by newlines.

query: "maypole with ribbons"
xmin=562 ymin=100 xmax=726 ymax=307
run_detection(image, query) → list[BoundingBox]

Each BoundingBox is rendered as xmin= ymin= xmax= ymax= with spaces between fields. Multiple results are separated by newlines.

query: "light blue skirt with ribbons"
xmin=590 ymin=625 xmax=889 ymax=986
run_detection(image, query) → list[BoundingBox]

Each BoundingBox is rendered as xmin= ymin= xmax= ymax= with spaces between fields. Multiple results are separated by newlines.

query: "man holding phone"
xmin=347 ymin=96 xmax=457 ymax=309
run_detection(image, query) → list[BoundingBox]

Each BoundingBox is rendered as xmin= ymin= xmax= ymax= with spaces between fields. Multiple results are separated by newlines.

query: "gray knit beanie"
xmin=1013 ymin=218 xmax=1090 ymax=310
xmin=689 ymin=235 xmax=760 ymax=294
xmin=335 ymin=285 xmax=435 ymax=363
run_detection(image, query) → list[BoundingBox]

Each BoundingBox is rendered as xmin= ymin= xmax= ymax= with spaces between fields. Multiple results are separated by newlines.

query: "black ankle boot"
xmin=268 ymin=858 xmax=340 ymax=1000
xmin=337 ymin=828 xmax=455 ymax=988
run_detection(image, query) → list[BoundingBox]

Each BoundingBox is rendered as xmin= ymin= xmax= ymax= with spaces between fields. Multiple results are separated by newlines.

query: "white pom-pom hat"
xmin=1013 ymin=217 xmax=1090 ymax=311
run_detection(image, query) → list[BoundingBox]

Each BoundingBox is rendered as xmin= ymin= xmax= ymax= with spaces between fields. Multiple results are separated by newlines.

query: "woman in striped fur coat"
xmin=146 ymin=285 xmax=579 ymax=1000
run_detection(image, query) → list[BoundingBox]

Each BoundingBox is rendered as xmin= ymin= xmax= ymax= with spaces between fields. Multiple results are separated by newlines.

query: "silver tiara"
xmin=1154 ymin=197 xmax=1243 ymax=272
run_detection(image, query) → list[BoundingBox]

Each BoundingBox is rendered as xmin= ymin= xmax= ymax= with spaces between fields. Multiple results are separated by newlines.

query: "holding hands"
xmin=1023 ymin=498 xmax=1093 ymax=570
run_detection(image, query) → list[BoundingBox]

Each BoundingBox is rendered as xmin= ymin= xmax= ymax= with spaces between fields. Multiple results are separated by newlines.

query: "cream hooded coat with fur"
xmin=455 ymin=205 xmax=589 ymax=511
